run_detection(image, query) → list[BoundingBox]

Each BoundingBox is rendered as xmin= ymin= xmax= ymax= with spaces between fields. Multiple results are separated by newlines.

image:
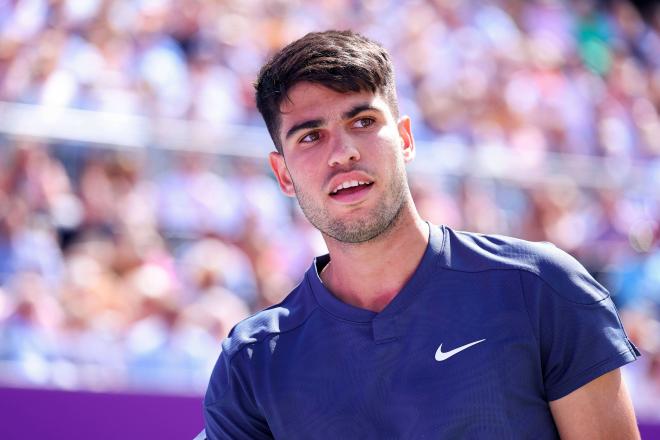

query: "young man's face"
xmin=269 ymin=82 xmax=415 ymax=244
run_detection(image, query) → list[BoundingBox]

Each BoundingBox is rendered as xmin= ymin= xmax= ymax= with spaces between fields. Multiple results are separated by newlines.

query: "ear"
xmin=269 ymin=151 xmax=296 ymax=197
xmin=397 ymin=116 xmax=415 ymax=163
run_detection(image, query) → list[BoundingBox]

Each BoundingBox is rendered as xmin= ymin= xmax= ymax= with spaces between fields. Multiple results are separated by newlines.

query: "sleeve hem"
xmin=546 ymin=348 xmax=638 ymax=401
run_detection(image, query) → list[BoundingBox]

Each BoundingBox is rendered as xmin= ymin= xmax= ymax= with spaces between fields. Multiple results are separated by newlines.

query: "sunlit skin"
xmin=268 ymin=82 xmax=428 ymax=312
xmin=266 ymin=83 xmax=640 ymax=438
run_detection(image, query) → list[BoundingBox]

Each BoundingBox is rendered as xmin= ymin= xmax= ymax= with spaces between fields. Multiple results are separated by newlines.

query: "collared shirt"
xmin=204 ymin=224 xmax=639 ymax=439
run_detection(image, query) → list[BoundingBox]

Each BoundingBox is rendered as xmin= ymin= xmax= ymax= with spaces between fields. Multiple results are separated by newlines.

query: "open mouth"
xmin=329 ymin=180 xmax=374 ymax=202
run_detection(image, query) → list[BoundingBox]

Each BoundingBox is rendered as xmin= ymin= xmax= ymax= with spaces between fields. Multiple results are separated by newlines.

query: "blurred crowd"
xmin=1 ymin=0 xmax=660 ymax=154
xmin=0 ymin=144 xmax=325 ymax=393
xmin=0 ymin=0 xmax=659 ymax=421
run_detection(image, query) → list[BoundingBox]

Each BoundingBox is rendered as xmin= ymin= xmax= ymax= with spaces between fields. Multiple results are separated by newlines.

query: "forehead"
xmin=278 ymin=82 xmax=392 ymax=125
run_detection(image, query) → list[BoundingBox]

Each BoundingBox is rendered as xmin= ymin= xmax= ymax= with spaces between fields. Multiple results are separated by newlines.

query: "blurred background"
xmin=0 ymin=0 xmax=659 ymax=438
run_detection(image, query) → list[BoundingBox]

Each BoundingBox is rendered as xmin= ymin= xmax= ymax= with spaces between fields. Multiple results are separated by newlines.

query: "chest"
xmin=253 ymin=279 xmax=556 ymax=439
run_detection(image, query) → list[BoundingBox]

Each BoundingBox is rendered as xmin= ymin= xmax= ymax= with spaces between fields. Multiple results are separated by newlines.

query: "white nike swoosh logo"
xmin=435 ymin=339 xmax=486 ymax=362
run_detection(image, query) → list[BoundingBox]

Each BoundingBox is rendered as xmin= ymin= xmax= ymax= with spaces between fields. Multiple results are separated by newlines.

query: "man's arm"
xmin=549 ymin=368 xmax=640 ymax=440
xmin=205 ymin=347 xmax=273 ymax=439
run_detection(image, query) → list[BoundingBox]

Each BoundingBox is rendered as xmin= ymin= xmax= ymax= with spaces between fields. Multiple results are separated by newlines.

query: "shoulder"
xmin=443 ymin=227 xmax=575 ymax=274
xmin=221 ymin=279 xmax=317 ymax=360
xmin=442 ymin=227 xmax=608 ymax=304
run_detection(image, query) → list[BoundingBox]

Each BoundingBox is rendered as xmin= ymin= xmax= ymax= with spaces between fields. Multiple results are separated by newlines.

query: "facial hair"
xmin=291 ymin=157 xmax=410 ymax=244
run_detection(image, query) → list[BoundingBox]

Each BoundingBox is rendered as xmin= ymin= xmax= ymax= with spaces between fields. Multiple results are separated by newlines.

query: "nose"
xmin=327 ymin=132 xmax=360 ymax=167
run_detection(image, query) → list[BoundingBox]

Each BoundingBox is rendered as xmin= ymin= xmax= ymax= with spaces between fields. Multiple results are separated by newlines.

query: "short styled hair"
xmin=254 ymin=30 xmax=399 ymax=154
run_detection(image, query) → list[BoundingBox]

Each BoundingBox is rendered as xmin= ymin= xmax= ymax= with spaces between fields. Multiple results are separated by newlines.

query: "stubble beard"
xmin=293 ymin=162 xmax=410 ymax=244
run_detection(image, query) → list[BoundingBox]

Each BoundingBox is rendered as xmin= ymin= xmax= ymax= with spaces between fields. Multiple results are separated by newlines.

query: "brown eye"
xmin=353 ymin=117 xmax=375 ymax=128
xmin=300 ymin=131 xmax=320 ymax=143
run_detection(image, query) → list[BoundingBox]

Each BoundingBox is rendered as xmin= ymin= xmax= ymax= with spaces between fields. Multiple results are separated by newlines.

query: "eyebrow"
xmin=342 ymin=103 xmax=380 ymax=120
xmin=284 ymin=103 xmax=382 ymax=140
xmin=285 ymin=119 xmax=325 ymax=140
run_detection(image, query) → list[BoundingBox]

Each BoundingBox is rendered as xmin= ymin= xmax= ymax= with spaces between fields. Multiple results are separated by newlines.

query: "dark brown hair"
xmin=255 ymin=30 xmax=399 ymax=154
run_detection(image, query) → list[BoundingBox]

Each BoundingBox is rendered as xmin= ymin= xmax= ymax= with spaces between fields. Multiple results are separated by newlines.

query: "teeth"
xmin=331 ymin=180 xmax=372 ymax=194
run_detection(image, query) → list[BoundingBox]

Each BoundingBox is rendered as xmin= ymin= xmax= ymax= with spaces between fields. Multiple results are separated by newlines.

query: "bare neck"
xmin=320 ymin=207 xmax=429 ymax=313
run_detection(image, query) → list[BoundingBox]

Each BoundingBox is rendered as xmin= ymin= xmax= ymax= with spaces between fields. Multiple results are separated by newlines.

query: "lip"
xmin=329 ymin=182 xmax=374 ymax=204
xmin=326 ymin=171 xmax=375 ymax=195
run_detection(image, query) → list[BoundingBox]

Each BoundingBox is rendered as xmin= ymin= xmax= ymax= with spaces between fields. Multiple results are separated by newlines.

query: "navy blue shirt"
xmin=204 ymin=225 xmax=639 ymax=439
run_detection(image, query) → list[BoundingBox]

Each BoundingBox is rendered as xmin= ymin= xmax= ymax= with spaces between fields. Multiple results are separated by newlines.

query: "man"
xmin=203 ymin=30 xmax=640 ymax=439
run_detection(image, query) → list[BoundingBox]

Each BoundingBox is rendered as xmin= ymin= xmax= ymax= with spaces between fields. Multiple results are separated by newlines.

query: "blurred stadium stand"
xmin=0 ymin=0 xmax=659 ymax=438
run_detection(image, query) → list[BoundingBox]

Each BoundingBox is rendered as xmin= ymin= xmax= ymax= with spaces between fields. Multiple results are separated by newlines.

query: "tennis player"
xmin=203 ymin=30 xmax=640 ymax=439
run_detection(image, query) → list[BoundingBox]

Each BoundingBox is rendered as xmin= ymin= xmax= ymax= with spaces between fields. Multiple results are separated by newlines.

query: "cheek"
xmin=377 ymin=124 xmax=399 ymax=140
xmin=287 ymin=159 xmax=321 ymax=189
xmin=372 ymin=127 xmax=402 ymax=152
xmin=370 ymin=138 xmax=401 ymax=164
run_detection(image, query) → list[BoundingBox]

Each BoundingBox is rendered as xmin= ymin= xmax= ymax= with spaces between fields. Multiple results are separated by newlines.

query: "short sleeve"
xmin=518 ymin=250 xmax=640 ymax=402
xmin=204 ymin=346 xmax=273 ymax=439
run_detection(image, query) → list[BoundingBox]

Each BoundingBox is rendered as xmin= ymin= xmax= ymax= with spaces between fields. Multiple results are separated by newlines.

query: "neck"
xmin=319 ymin=204 xmax=429 ymax=312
